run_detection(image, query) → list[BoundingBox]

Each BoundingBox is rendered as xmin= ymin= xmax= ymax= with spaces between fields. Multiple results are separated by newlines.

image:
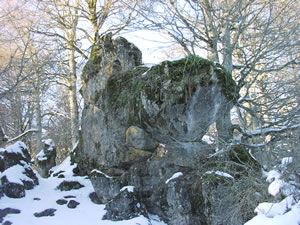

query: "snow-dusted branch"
xmin=245 ymin=124 xmax=300 ymax=137
xmin=7 ymin=129 xmax=38 ymax=143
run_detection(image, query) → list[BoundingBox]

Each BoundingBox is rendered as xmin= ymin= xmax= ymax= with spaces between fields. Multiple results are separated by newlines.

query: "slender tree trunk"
xmin=64 ymin=0 xmax=80 ymax=149
xmin=67 ymin=42 xmax=79 ymax=148
xmin=216 ymin=23 xmax=234 ymax=146
xmin=35 ymin=75 xmax=43 ymax=153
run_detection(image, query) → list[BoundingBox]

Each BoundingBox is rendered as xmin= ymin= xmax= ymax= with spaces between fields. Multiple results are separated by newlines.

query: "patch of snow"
xmin=202 ymin=135 xmax=214 ymax=144
xmin=254 ymin=195 xmax=296 ymax=218
xmin=90 ymin=169 xmax=112 ymax=179
xmin=0 ymin=164 xmax=33 ymax=184
xmin=0 ymin=141 xmax=27 ymax=158
xmin=120 ymin=186 xmax=135 ymax=193
xmin=281 ymin=157 xmax=293 ymax=167
xmin=0 ymin=161 xmax=167 ymax=225
xmin=205 ymin=170 xmax=234 ymax=180
xmin=265 ymin=170 xmax=281 ymax=183
xmin=281 ymin=183 xmax=297 ymax=197
xmin=50 ymin=156 xmax=77 ymax=178
xmin=268 ymin=179 xmax=285 ymax=197
xmin=158 ymin=143 xmax=166 ymax=148
xmin=43 ymin=139 xmax=55 ymax=148
xmin=165 ymin=172 xmax=183 ymax=184
xmin=36 ymin=150 xmax=47 ymax=161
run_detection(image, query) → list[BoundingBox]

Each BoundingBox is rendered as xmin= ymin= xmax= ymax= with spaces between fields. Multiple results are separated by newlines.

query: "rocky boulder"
xmin=36 ymin=139 xmax=56 ymax=178
xmin=56 ymin=181 xmax=84 ymax=191
xmin=73 ymin=36 xmax=260 ymax=225
xmin=103 ymin=187 xmax=145 ymax=221
xmin=89 ymin=169 xmax=125 ymax=203
xmin=0 ymin=142 xmax=38 ymax=198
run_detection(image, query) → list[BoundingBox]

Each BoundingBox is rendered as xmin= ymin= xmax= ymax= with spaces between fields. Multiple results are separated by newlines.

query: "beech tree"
xmin=133 ymin=0 xmax=300 ymax=149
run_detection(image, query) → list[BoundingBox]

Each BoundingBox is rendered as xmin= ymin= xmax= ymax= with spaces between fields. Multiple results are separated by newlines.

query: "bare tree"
xmin=132 ymin=0 xmax=299 ymax=146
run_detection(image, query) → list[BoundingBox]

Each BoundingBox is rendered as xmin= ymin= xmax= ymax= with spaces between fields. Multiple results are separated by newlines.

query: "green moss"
xmin=106 ymin=55 xmax=238 ymax=117
xmin=214 ymin=64 xmax=239 ymax=101
xmin=82 ymin=44 xmax=103 ymax=83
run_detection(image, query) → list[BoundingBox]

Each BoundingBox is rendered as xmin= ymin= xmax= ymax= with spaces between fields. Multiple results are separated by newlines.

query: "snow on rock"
xmin=245 ymin=164 xmax=300 ymax=225
xmin=0 ymin=142 xmax=38 ymax=198
xmin=50 ymin=156 xmax=77 ymax=178
xmin=90 ymin=169 xmax=112 ymax=179
xmin=0 ymin=164 xmax=33 ymax=185
xmin=268 ymin=179 xmax=285 ymax=197
xmin=205 ymin=170 xmax=234 ymax=180
xmin=0 ymin=158 xmax=167 ymax=225
xmin=265 ymin=170 xmax=281 ymax=183
xmin=43 ymin=139 xmax=55 ymax=149
xmin=201 ymin=135 xmax=214 ymax=144
xmin=254 ymin=195 xmax=295 ymax=217
xmin=120 ymin=186 xmax=135 ymax=193
xmin=245 ymin=200 xmax=300 ymax=225
xmin=165 ymin=172 xmax=183 ymax=184
xmin=0 ymin=141 xmax=27 ymax=158
xmin=36 ymin=150 xmax=47 ymax=161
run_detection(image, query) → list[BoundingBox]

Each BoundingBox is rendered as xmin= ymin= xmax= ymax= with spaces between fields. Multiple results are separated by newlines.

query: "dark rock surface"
xmin=34 ymin=208 xmax=57 ymax=217
xmin=1 ymin=182 xmax=25 ymax=198
xmin=67 ymin=200 xmax=80 ymax=209
xmin=0 ymin=208 xmax=21 ymax=223
xmin=56 ymin=199 xmax=68 ymax=205
xmin=90 ymin=170 xmax=124 ymax=203
xmin=36 ymin=139 xmax=56 ymax=178
xmin=56 ymin=181 xmax=84 ymax=191
xmin=72 ymin=36 xmax=260 ymax=225
xmin=89 ymin=192 xmax=103 ymax=204
xmin=64 ymin=195 xmax=76 ymax=199
xmin=103 ymin=189 xmax=144 ymax=221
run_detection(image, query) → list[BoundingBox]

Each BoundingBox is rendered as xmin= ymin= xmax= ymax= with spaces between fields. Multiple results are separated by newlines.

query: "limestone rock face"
xmin=36 ymin=139 xmax=56 ymax=178
xmin=103 ymin=188 xmax=145 ymax=221
xmin=74 ymin=36 xmax=259 ymax=225
xmin=76 ymin=35 xmax=237 ymax=171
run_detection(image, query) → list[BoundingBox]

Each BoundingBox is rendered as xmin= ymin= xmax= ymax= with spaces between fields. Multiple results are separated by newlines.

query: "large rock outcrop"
xmin=73 ymin=35 xmax=260 ymax=225
xmin=76 ymin=35 xmax=236 ymax=171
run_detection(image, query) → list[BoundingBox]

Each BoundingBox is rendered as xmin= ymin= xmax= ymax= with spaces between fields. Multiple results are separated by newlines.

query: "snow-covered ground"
xmin=244 ymin=158 xmax=300 ymax=225
xmin=0 ymin=157 xmax=166 ymax=225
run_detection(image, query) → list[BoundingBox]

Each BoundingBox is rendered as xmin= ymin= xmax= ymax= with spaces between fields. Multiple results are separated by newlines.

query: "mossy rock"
xmin=107 ymin=55 xmax=238 ymax=114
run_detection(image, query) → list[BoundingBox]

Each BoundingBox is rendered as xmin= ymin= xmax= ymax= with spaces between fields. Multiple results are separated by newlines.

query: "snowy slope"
xmin=0 ymin=157 xmax=166 ymax=225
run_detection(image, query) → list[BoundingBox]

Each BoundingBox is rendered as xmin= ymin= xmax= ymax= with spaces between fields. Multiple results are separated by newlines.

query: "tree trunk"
xmin=216 ymin=104 xmax=233 ymax=146
xmin=67 ymin=44 xmax=79 ymax=148
xmin=35 ymin=79 xmax=43 ymax=154
xmin=216 ymin=23 xmax=234 ymax=147
xmin=0 ymin=125 xmax=8 ymax=147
